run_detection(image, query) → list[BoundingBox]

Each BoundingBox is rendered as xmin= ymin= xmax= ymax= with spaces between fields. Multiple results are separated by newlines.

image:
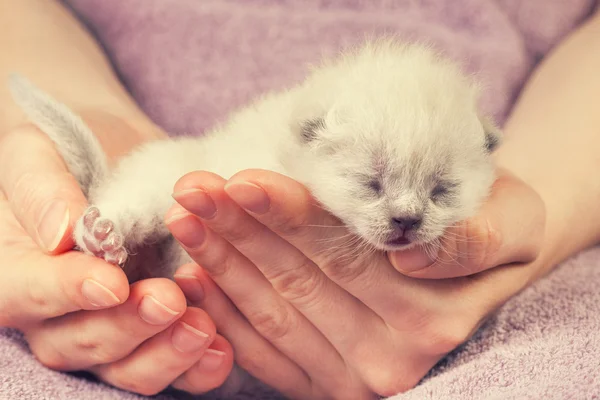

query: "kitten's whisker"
xmin=300 ymin=224 xmax=347 ymax=229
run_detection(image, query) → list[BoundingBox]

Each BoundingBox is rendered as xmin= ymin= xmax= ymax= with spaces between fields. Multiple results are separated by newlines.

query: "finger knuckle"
xmin=10 ymin=170 xmax=74 ymax=223
xmin=268 ymin=262 xmax=323 ymax=305
xmin=75 ymin=337 xmax=120 ymax=366
xmin=457 ymin=217 xmax=502 ymax=271
xmin=11 ymin=171 xmax=42 ymax=216
xmin=219 ymin=222 xmax=257 ymax=248
xmin=35 ymin=352 xmax=69 ymax=371
xmin=396 ymin=308 xmax=472 ymax=356
xmin=365 ymin=367 xmax=417 ymax=397
xmin=30 ymin=342 xmax=70 ymax=371
xmin=247 ymin=302 xmax=295 ymax=342
xmin=75 ymin=323 xmax=146 ymax=366
xmin=24 ymin=275 xmax=79 ymax=322
xmin=269 ymin=208 xmax=312 ymax=238
xmin=25 ymin=276 xmax=62 ymax=318
xmin=196 ymin=237 xmax=236 ymax=279
xmin=352 ymin=347 xmax=418 ymax=397
xmin=320 ymin=252 xmax=370 ymax=285
xmin=417 ymin=318 xmax=473 ymax=356
xmin=1 ymin=128 xmax=76 ymax=217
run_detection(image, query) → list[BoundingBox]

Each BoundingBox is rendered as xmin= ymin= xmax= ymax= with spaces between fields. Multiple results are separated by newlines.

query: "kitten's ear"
xmin=479 ymin=114 xmax=502 ymax=153
xmin=298 ymin=117 xmax=326 ymax=143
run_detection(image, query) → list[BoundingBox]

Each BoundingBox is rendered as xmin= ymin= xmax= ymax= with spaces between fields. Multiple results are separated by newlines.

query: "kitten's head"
xmin=285 ymin=40 xmax=500 ymax=250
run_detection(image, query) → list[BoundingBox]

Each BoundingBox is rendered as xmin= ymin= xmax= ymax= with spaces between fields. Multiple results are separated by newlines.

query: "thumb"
xmin=0 ymin=125 xmax=88 ymax=254
xmin=388 ymin=170 xmax=546 ymax=279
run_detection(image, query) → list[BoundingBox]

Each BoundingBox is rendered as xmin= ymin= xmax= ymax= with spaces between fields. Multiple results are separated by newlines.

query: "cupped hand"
xmin=167 ymin=168 xmax=545 ymax=399
xmin=0 ymin=124 xmax=233 ymax=396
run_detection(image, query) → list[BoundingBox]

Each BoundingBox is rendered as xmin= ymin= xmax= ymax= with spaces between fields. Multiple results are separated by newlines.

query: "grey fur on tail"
xmin=7 ymin=73 xmax=108 ymax=197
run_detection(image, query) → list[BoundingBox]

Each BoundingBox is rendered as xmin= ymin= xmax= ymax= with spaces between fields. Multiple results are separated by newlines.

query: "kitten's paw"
xmin=78 ymin=206 xmax=128 ymax=266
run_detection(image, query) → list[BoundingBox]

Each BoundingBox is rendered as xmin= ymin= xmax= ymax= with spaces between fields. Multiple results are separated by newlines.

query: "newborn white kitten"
xmin=9 ymin=39 xmax=500 ymax=280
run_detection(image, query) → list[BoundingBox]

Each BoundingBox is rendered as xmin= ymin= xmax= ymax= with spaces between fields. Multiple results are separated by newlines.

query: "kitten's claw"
xmin=100 ymin=232 xmax=123 ymax=252
xmin=83 ymin=206 xmax=100 ymax=228
xmin=93 ymin=219 xmax=113 ymax=240
xmin=105 ymin=248 xmax=128 ymax=266
xmin=78 ymin=207 xmax=128 ymax=266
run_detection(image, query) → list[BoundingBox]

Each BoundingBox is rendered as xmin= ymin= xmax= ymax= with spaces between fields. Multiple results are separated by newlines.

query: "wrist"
xmin=498 ymin=159 xmax=600 ymax=280
xmin=76 ymin=109 xmax=166 ymax=162
xmin=5 ymin=109 xmax=166 ymax=167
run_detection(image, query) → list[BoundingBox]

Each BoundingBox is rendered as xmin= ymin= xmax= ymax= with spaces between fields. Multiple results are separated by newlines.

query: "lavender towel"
xmin=1 ymin=1 xmax=599 ymax=399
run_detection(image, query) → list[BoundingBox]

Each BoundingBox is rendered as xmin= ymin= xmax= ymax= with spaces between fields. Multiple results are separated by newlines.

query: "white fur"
xmin=8 ymin=38 xmax=499 ymax=278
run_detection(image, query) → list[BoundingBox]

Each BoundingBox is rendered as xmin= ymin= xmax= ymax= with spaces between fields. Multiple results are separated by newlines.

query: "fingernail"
xmin=224 ymin=182 xmax=270 ymax=214
xmin=36 ymin=199 xmax=69 ymax=252
xmin=172 ymin=189 xmax=217 ymax=219
xmin=138 ymin=295 xmax=180 ymax=325
xmin=391 ymin=245 xmax=439 ymax=273
xmin=164 ymin=210 xmax=191 ymax=225
xmin=167 ymin=215 xmax=206 ymax=249
xmin=174 ymin=274 xmax=205 ymax=304
xmin=81 ymin=279 xmax=120 ymax=307
xmin=171 ymin=322 xmax=210 ymax=353
xmin=196 ymin=349 xmax=226 ymax=371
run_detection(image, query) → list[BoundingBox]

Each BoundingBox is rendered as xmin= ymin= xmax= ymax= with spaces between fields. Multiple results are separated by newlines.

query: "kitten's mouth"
xmin=385 ymin=236 xmax=412 ymax=248
xmin=387 ymin=236 xmax=410 ymax=245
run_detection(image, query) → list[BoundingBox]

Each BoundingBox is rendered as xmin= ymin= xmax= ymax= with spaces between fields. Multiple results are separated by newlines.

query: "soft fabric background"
xmin=1 ymin=1 xmax=598 ymax=399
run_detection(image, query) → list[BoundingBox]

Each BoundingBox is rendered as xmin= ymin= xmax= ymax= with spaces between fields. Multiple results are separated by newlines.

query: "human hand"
xmin=0 ymin=123 xmax=234 ymax=396
xmin=167 ymin=168 xmax=546 ymax=399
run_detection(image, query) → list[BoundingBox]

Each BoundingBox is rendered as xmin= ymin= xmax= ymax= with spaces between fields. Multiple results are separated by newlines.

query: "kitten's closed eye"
xmin=431 ymin=181 xmax=458 ymax=202
xmin=368 ymin=178 xmax=383 ymax=195
xmin=354 ymin=173 xmax=383 ymax=195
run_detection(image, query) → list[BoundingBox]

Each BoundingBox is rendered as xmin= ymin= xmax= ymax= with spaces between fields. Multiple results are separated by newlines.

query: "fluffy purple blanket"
xmin=1 ymin=1 xmax=599 ymax=399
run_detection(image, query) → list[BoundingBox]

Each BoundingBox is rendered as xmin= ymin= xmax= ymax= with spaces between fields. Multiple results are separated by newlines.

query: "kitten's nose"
xmin=392 ymin=216 xmax=422 ymax=232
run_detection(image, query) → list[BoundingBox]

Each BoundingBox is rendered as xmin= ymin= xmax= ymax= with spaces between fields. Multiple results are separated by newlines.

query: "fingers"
xmin=0 ymin=125 xmax=87 ymax=253
xmin=389 ymin=170 xmax=546 ymax=278
xmin=91 ymin=308 xmax=229 ymax=396
xmin=166 ymin=211 xmax=353 ymax=394
xmin=25 ymin=278 xmax=186 ymax=371
xmin=171 ymin=170 xmax=484 ymax=336
xmin=171 ymin=335 xmax=235 ymax=395
xmin=219 ymin=169 xmax=543 ymax=282
xmin=170 ymin=172 xmax=473 ymax=397
xmin=170 ymin=173 xmax=383 ymax=365
xmin=173 ymin=262 xmax=321 ymax=400
xmin=189 ymin=170 xmax=404 ymax=314
xmin=172 ymin=171 xmax=380 ymax=327
xmin=165 ymin=169 xmax=545 ymax=399
xmin=0 ymin=213 xmax=129 ymax=327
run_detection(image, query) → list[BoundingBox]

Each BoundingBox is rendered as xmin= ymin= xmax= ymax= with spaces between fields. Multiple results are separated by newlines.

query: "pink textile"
xmin=1 ymin=1 xmax=598 ymax=399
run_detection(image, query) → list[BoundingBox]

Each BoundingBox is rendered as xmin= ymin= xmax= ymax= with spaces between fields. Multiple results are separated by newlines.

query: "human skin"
xmin=2 ymin=0 xmax=599 ymax=398
xmin=166 ymin=10 xmax=600 ymax=399
xmin=0 ymin=0 xmax=234 ymax=395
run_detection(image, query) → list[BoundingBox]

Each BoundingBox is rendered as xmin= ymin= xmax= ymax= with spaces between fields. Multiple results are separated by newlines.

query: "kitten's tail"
xmin=7 ymin=73 xmax=109 ymax=197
